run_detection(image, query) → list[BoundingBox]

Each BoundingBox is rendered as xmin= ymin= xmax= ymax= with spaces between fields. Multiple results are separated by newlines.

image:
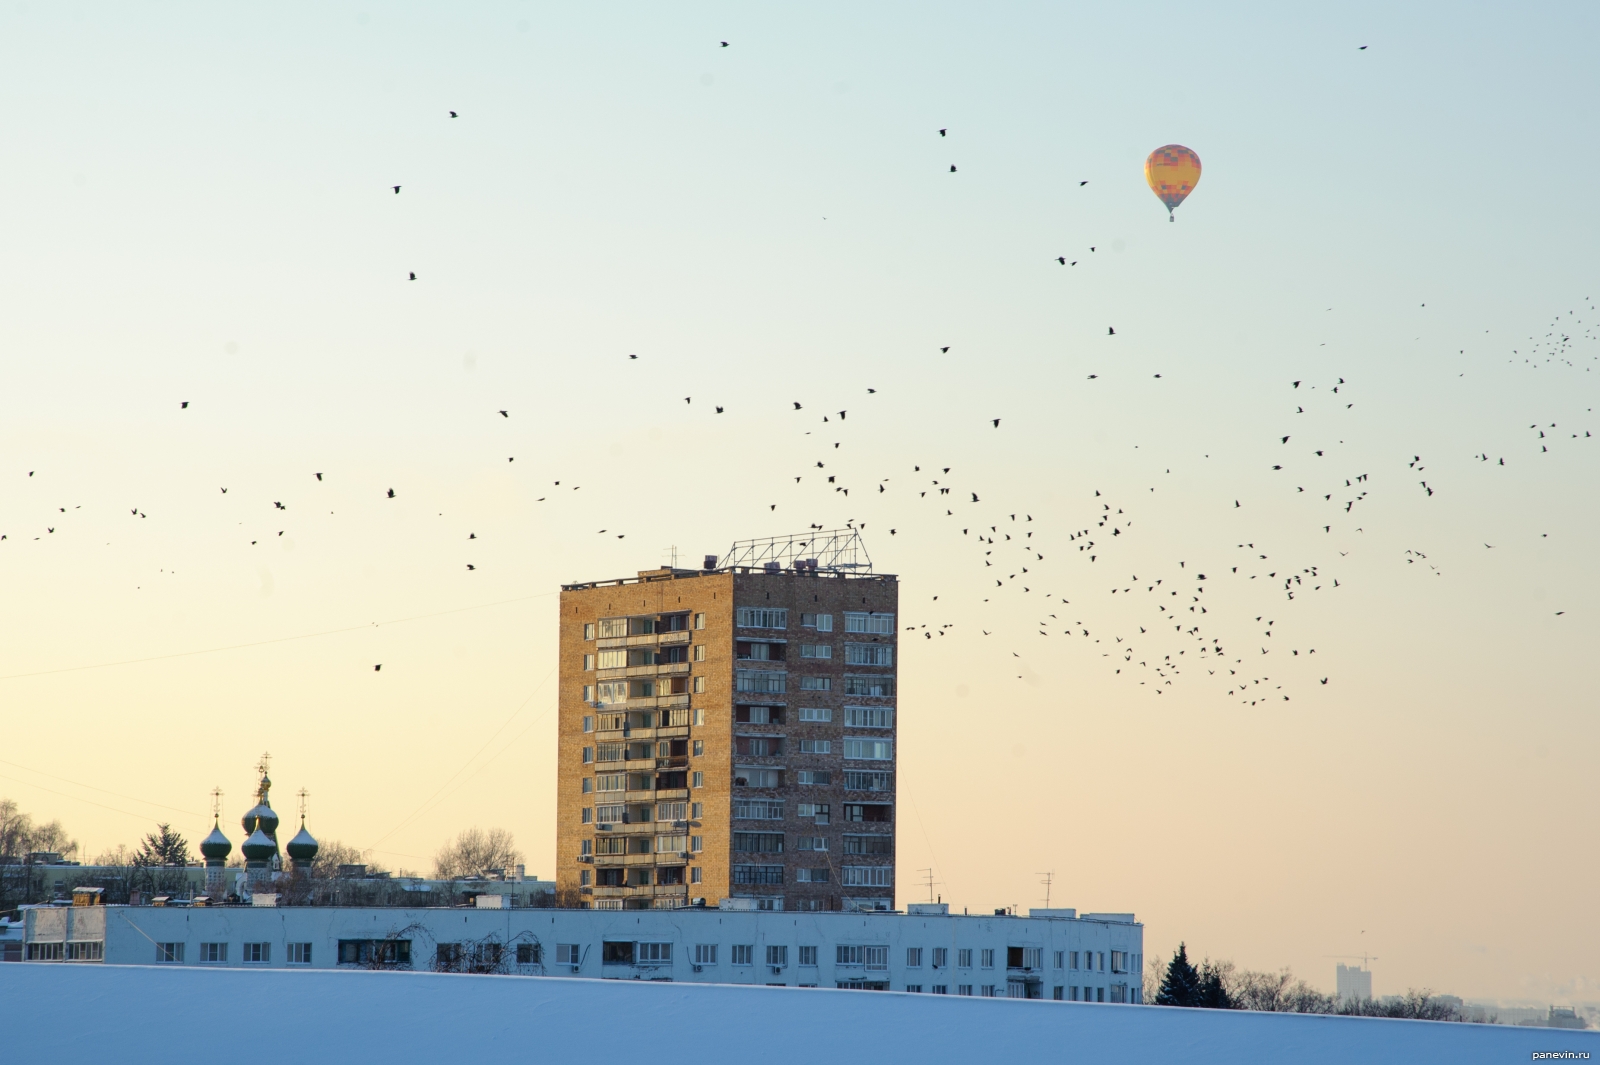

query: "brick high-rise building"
xmin=556 ymin=532 xmax=898 ymax=912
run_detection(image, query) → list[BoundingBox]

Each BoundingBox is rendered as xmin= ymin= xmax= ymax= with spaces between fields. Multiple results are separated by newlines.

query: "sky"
xmin=1 ymin=2 xmax=1596 ymax=1005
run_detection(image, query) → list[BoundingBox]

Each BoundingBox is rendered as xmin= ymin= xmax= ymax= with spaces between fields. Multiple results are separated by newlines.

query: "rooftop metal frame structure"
xmin=720 ymin=528 xmax=873 ymax=574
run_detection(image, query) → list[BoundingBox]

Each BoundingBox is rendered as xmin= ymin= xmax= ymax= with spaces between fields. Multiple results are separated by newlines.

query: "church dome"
xmin=241 ymin=802 xmax=279 ymax=840
xmin=199 ymin=820 xmax=232 ymax=861
xmin=286 ymin=822 xmax=318 ymax=863
xmin=241 ymin=826 xmax=277 ymax=863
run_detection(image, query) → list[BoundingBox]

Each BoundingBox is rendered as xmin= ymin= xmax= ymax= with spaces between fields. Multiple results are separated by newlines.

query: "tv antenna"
xmin=1325 ymin=953 xmax=1379 ymax=969
xmin=1038 ymin=870 xmax=1054 ymax=909
xmin=918 ymin=867 xmax=942 ymax=903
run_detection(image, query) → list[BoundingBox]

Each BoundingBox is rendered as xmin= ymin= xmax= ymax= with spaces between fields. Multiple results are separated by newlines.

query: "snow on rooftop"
xmin=4 ymin=964 xmax=1593 ymax=1063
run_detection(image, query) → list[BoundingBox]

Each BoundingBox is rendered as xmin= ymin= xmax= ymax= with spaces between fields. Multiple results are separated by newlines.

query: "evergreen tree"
xmin=1198 ymin=961 xmax=1234 ymax=1009
xmin=134 ymin=823 xmax=191 ymax=867
xmin=1156 ymin=942 xmax=1202 ymax=1007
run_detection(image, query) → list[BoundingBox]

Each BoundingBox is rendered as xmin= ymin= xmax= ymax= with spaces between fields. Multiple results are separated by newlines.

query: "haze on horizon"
xmin=0 ymin=2 xmax=1595 ymax=1006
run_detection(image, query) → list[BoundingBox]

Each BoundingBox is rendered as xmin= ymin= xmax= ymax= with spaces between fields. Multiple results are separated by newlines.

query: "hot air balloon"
xmin=1145 ymin=144 xmax=1201 ymax=221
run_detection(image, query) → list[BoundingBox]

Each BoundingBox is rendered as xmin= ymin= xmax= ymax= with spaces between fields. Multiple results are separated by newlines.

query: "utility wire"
xmin=0 ymin=590 xmax=555 ymax=682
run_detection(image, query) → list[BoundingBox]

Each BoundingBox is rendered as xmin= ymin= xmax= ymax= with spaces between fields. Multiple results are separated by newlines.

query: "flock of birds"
xmin=4 ymin=40 xmax=1596 ymax=710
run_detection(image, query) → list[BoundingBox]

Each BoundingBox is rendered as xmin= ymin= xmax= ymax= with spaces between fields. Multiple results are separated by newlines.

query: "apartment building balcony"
xmin=590 ymin=884 xmax=688 ymax=899
xmin=624 ymin=758 xmax=657 ymax=771
xmin=593 ymin=854 xmax=657 ymax=867
xmin=594 ymin=821 xmax=656 ymax=835
xmin=656 ymin=662 xmax=690 ymax=676
xmin=655 ymin=694 xmax=690 ymax=709
xmin=654 ymin=788 xmax=689 ymax=801
xmin=658 ymin=631 xmax=690 ymax=646
xmin=655 ymin=756 xmax=689 ymax=770
xmin=597 ymin=633 xmax=662 ymax=650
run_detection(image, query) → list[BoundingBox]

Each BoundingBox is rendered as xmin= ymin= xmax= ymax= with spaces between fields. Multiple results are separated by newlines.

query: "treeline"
xmin=1150 ymin=943 xmax=1462 ymax=1021
xmin=2 ymin=798 xmax=542 ymax=910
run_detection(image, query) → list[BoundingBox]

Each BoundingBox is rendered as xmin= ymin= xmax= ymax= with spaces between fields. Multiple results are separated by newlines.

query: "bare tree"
xmin=310 ymin=839 xmax=380 ymax=879
xmin=433 ymin=828 xmax=522 ymax=880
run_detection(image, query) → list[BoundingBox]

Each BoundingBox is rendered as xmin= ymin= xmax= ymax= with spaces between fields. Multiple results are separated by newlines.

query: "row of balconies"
xmin=596 ymin=631 xmax=692 ymax=650
xmin=589 ymin=883 xmax=688 ymax=898
xmin=596 ymin=662 xmax=692 ymax=681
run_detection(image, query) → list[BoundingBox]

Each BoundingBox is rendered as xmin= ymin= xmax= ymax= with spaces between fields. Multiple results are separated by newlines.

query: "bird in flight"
xmin=1057 ymin=257 xmax=1066 ymax=265
xmin=1108 ymin=327 xmax=1116 ymax=335
xmin=629 ymin=353 xmax=638 ymax=360
xmin=499 ymin=410 xmax=508 ymax=418
xmin=992 ymin=419 xmax=1001 ymax=428
xmin=374 ymin=664 xmax=382 ymax=671
xmin=1079 ymin=181 xmax=1088 ymax=186
xmin=315 ymin=472 xmax=323 ymax=481
xmin=180 ymin=401 xmax=189 ymax=409
xmin=449 ymin=111 xmax=458 ymax=118
xmin=939 ymin=128 xmax=947 ymax=137
xmin=941 ymin=346 xmax=950 ymax=353
xmin=393 ymin=186 xmax=400 ymax=194
xmin=387 ymin=488 xmax=396 ymax=498
xmin=949 ymin=165 xmax=957 ymax=172
xmin=720 ymin=41 xmax=728 ymax=47
xmin=408 ymin=272 xmax=417 ymax=281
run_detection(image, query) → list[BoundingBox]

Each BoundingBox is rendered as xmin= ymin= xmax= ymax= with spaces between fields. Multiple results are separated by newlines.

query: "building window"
xmin=798 ymin=676 xmax=831 ymax=691
xmin=797 ymin=802 xmax=829 ymax=824
xmin=288 ymin=943 xmax=313 ymax=965
xmin=841 ymin=803 xmax=890 ymax=823
xmin=844 ymin=643 xmax=894 ymax=666
xmin=799 ymin=946 xmax=818 ymax=967
xmin=734 ymin=800 xmax=784 ymax=820
xmin=734 ymin=670 xmax=785 ymax=694
xmin=797 ymin=739 xmax=831 ymax=755
xmin=906 ymin=984 xmax=923 ymax=993
xmin=736 ymin=607 xmax=788 ymax=629
xmin=595 ymin=773 xmax=625 ymax=792
xmin=657 ymin=801 xmax=687 ymax=821
xmin=689 ymin=835 xmax=702 ymax=852
xmin=798 ymin=707 xmax=832 ymax=722
xmin=980 ymin=949 xmax=994 ymax=969
xmin=801 ymin=613 xmax=833 ymax=632
xmin=1070 ymin=951 xmax=1079 ymax=970
xmin=1098 ymin=951 xmax=1106 ymax=972
xmin=582 ymin=715 xmax=595 ymax=733
xmin=694 ymin=613 xmax=705 ymax=629
xmin=798 ymin=643 xmax=831 ymax=660
xmin=584 ymin=623 xmax=596 ymax=640
xmin=731 ymin=945 xmax=754 ymax=966
xmin=732 ymin=865 xmax=784 ymax=885
xmin=796 ymin=770 xmax=831 ymax=785
xmin=906 ymin=948 xmax=923 ymax=968
xmin=843 ymin=738 xmax=893 ymax=760
xmin=734 ymin=768 xmax=781 ymax=788
xmin=1054 ymin=951 xmax=1065 ymax=970
xmin=555 ymin=944 xmax=581 ymax=965
xmin=582 ymin=685 xmax=595 ymax=702
xmin=581 ymin=839 xmax=593 ymax=856
xmin=59 ymin=941 xmax=99 ymax=961
xmin=767 ymin=945 xmax=788 ymax=967
xmin=958 ymin=949 xmax=972 ymax=968
xmin=957 ymin=985 xmax=974 ymax=996
xmin=243 ymin=943 xmax=271 ymax=964
xmin=843 ymin=675 xmax=895 ymax=698
xmin=200 ymin=942 xmax=227 ymax=963
xmin=691 ymin=802 xmax=703 ymax=818
xmin=843 ymin=770 xmax=891 ymax=792
xmin=156 ymin=943 xmax=185 ymax=963
xmin=638 ymin=943 xmax=672 ymax=963
xmin=836 ymin=945 xmax=864 ymax=967
xmin=795 ymin=868 xmax=829 ymax=883
xmin=733 ymin=832 xmax=784 ymax=853
xmin=516 ymin=944 xmax=540 ymax=965
xmin=692 ymin=771 xmax=704 ymax=788
xmin=981 ymin=985 xmax=998 ymax=997
xmin=844 ymin=706 xmax=893 ymax=729
xmin=843 ymin=612 xmax=894 ymax=635
xmin=596 ymin=742 xmax=623 ymax=762
xmin=579 ymin=870 xmax=591 ymax=886
xmin=583 ymin=653 xmax=596 ymax=671
xmin=695 ymin=944 xmax=717 ymax=965
xmin=690 ymin=867 xmax=702 ymax=884
xmin=692 ymin=740 xmax=704 ymax=756
xmin=932 ymin=947 xmax=948 ymax=969
xmin=692 ymin=676 xmax=706 ymax=694
xmin=693 ymin=644 xmax=706 ymax=662
xmin=582 ymin=747 xmax=594 ymax=764
xmin=581 ymin=807 xmax=593 ymax=824
xmin=842 ymin=835 xmax=892 ymax=856
xmin=655 ymin=835 xmax=689 ymax=853
xmin=842 ymin=866 xmax=892 ymax=887
xmin=932 ymin=984 xmax=948 ymax=995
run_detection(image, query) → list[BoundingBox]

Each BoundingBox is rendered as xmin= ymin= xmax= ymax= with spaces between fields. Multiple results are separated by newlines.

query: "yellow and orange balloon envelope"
xmin=1145 ymin=144 xmax=1201 ymax=221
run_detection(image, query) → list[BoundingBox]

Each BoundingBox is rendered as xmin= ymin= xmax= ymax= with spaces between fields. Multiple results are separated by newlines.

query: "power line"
xmin=0 ymin=757 xmax=204 ymax=818
xmin=0 ymin=590 xmax=556 ymax=683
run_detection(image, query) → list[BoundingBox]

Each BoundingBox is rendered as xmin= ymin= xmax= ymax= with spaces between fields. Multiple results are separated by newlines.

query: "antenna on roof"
xmin=721 ymin=528 xmax=873 ymax=574
xmin=1038 ymin=870 xmax=1054 ymax=909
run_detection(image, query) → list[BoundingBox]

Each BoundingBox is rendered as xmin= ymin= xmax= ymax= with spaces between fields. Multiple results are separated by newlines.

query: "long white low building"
xmin=22 ymin=901 xmax=1144 ymax=1002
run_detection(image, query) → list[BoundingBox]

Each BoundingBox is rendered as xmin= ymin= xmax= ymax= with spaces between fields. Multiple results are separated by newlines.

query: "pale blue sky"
xmin=1 ymin=3 xmax=1596 ymax=1003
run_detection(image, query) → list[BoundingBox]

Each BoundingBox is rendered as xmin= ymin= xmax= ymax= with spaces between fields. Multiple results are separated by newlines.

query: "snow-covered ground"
xmin=5 ymin=965 xmax=1593 ymax=1063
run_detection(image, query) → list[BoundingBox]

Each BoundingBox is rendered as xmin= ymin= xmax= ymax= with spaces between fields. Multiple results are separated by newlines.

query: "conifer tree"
xmin=1156 ymin=942 xmax=1202 ymax=1007
xmin=1198 ymin=961 xmax=1234 ymax=1009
